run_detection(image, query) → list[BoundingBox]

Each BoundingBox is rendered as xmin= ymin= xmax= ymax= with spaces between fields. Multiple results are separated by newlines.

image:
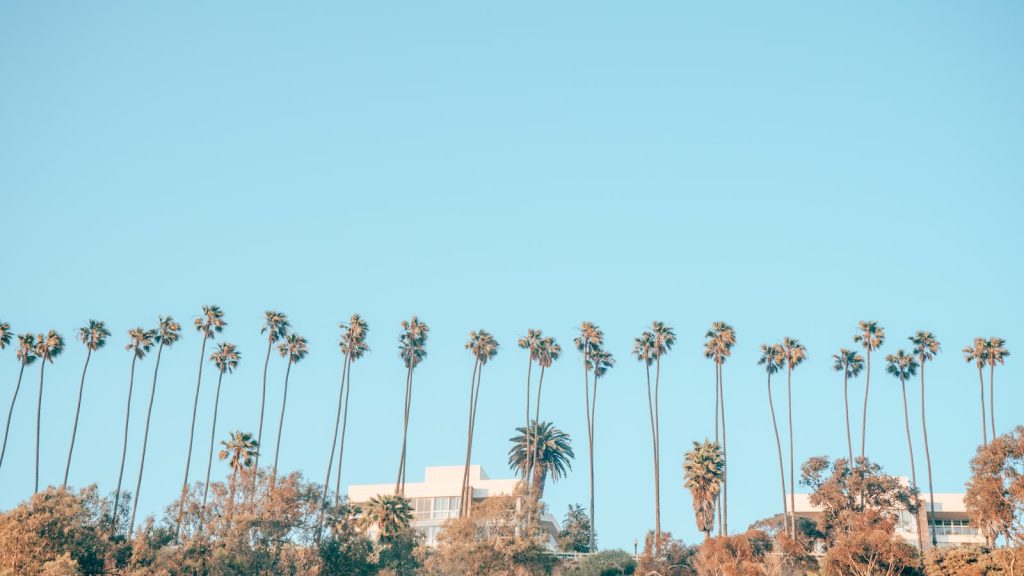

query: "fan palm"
xmin=703 ymin=321 xmax=735 ymax=536
xmin=910 ymin=330 xmax=940 ymax=547
xmin=460 ymin=329 xmax=499 ymax=517
xmin=886 ymin=349 xmax=923 ymax=551
xmin=0 ymin=322 xmax=10 ymax=349
xmin=984 ymin=338 xmax=1009 ymax=439
xmin=33 ymin=330 xmax=65 ymax=494
xmin=128 ymin=316 xmax=180 ymax=538
xmin=203 ymin=342 xmax=241 ymax=508
xmin=325 ymin=314 xmax=369 ymax=508
xmin=632 ymin=330 xmax=658 ymax=547
xmin=962 ymin=338 xmax=989 ymax=446
xmin=517 ymin=329 xmax=543 ymax=496
xmin=584 ymin=346 xmax=613 ymax=551
xmin=395 ymin=316 xmax=428 ymax=495
xmin=272 ymin=333 xmax=309 ymax=489
xmin=63 ymin=320 xmax=110 ymax=488
xmin=0 ymin=334 xmax=36 ymax=473
xmin=534 ymin=336 xmax=561 ymax=424
xmin=781 ymin=337 xmax=806 ymax=537
xmin=832 ymin=348 xmax=864 ymax=466
xmin=360 ymin=494 xmax=413 ymax=540
xmin=758 ymin=343 xmax=788 ymax=533
xmin=508 ymin=420 xmax=574 ymax=500
xmin=683 ymin=440 xmax=724 ymax=540
xmin=219 ymin=430 xmax=258 ymax=527
xmin=253 ymin=311 xmax=288 ymax=503
xmin=114 ymin=327 xmax=155 ymax=527
xmin=854 ymin=321 xmax=885 ymax=459
xmin=575 ymin=322 xmax=605 ymax=547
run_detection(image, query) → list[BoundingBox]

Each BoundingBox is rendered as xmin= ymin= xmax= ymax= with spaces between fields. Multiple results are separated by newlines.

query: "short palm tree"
xmin=984 ymin=338 xmax=1009 ymax=439
xmin=219 ymin=430 xmax=258 ymax=527
xmin=962 ymin=338 xmax=989 ymax=446
xmin=781 ymin=337 xmax=806 ymax=538
xmin=203 ymin=342 xmax=241 ymax=508
xmin=886 ymin=349 xmax=924 ymax=551
xmin=832 ymin=348 xmax=864 ymax=466
xmin=254 ymin=311 xmax=289 ymax=502
xmin=703 ymin=322 xmax=735 ymax=536
xmin=64 ymin=320 xmax=110 ymax=488
xmin=115 ymin=327 xmax=155 ymax=527
xmin=129 ymin=316 xmax=181 ymax=538
xmin=325 ymin=314 xmax=369 ymax=507
xmin=508 ymin=420 xmax=574 ymax=500
xmin=359 ymin=494 xmax=413 ymax=540
xmin=460 ymin=329 xmax=499 ymax=517
xmin=758 ymin=343 xmax=788 ymax=534
xmin=395 ymin=316 xmax=428 ymax=495
xmin=854 ymin=321 xmax=885 ymax=459
xmin=34 ymin=330 xmax=65 ymax=494
xmin=910 ymin=330 xmax=940 ymax=547
xmin=0 ymin=334 xmax=36 ymax=473
xmin=517 ymin=329 xmax=543 ymax=495
xmin=583 ymin=346 xmax=613 ymax=551
xmin=272 ymin=333 xmax=309 ymax=489
xmin=683 ymin=440 xmax=724 ymax=540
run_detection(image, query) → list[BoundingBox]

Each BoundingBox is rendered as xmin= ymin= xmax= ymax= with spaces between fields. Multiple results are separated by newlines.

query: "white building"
xmin=347 ymin=465 xmax=561 ymax=547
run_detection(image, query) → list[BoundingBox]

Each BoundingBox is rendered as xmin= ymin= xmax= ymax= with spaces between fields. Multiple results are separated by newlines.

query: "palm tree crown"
xmin=651 ymin=321 xmax=676 ymax=357
xmin=219 ymin=431 xmax=258 ymax=472
xmin=360 ymin=494 xmax=413 ymax=539
xmin=833 ymin=348 xmax=864 ymax=378
xmin=211 ymin=342 xmax=241 ymax=373
xmin=77 ymin=320 xmax=111 ymax=352
xmin=35 ymin=330 xmax=65 ymax=363
xmin=632 ymin=331 xmax=655 ymax=365
xmin=963 ymin=337 xmax=987 ymax=367
xmin=782 ymin=337 xmax=807 ymax=369
xmin=0 ymin=321 xmax=11 ymax=349
xmin=704 ymin=322 xmax=736 ymax=364
xmin=278 ymin=333 xmax=310 ymax=364
xmin=759 ymin=343 xmax=785 ymax=375
xmin=16 ymin=334 xmax=37 ymax=365
xmin=537 ymin=336 xmax=561 ymax=368
xmin=126 ymin=328 xmax=156 ymax=359
xmin=854 ymin=321 xmax=886 ymax=351
xmin=340 ymin=314 xmax=370 ymax=359
xmin=910 ymin=331 xmax=941 ymax=361
xmin=195 ymin=305 xmax=226 ymax=339
xmin=398 ymin=316 xmax=429 ymax=368
xmin=586 ymin=347 xmax=615 ymax=377
xmin=518 ymin=329 xmax=543 ymax=360
xmin=261 ymin=310 xmax=290 ymax=342
xmin=157 ymin=316 xmax=182 ymax=347
xmin=466 ymin=329 xmax=500 ymax=365
xmin=574 ymin=322 xmax=605 ymax=356
xmin=886 ymin=349 xmax=919 ymax=381
xmin=683 ymin=440 xmax=725 ymax=538
xmin=508 ymin=420 xmax=574 ymax=497
xmin=984 ymin=337 xmax=1010 ymax=367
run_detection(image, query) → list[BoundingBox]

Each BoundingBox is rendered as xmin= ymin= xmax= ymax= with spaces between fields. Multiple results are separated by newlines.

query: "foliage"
xmin=557 ymin=504 xmax=594 ymax=553
xmin=562 ymin=550 xmax=635 ymax=576
xmin=965 ymin=426 xmax=1024 ymax=548
xmin=684 ymin=440 xmax=724 ymax=537
xmin=634 ymin=531 xmax=697 ymax=576
xmin=692 ymin=529 xmax=775 ymax=576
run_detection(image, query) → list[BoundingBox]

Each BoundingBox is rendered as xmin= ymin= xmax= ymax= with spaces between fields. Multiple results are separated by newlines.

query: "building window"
xmin=413 ymin=497 xmax=432 ymax=520
xmin=928 ymin=519 xmax=979 ymax=536
xmin=432 ymin=496 xmax=461 ymax=519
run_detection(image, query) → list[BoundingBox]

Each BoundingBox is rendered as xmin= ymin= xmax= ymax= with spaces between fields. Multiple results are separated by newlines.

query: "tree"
xmin=34 ymin=330 xmax=65 ymax=493
xmin=584 ymin=346 xmax=613 ymax=551
xmin=781 ymin=336 xmax=806 ymax=538
xmin=0 ymin=321 xmax=9 ymax=349
xmin=203 ymin=342 xmax=241 ymax=509
xmin=557 ymin=504 xmax=594 ymax=553
xmin=704 ymin=321 xmax=735 ymax=536
xmin=963 ymin=338 xmax=990 ymax=447
xmin=460 ymin=329 xmax=499 ymax=517
xmin=563 ymin=550 xmax=635 ymax=576
xmin=508 ymin=420 xmax=574 ymax=500
xmin=576 ymin=321 xmax=609 ymax=552
xmin=395 ymin=316 xmax=428 ymax=495
xmin=218 ymin=430 xmax=258 ymax=527
xmin=253 ymin=310 xmax=289 ymax=504
xmin=115 ymin=327 xmax=155 ymax=530
xmin=128 ymin=316 xmax=181 ymax=538
xmin=692 ymin=529 xmax=774 ymax=576
xmin=0 ymin=333 xmax=36 ymax=473
xmin=517 ymin=329 xmax=542 ymax=497
xmin=832 ymin=348 xmax=864 ymax=467
xmin=683 ymin=440 xmax=724 ymax=540
xmin=359 ymin=494 xmax=413 ymax=540
xmin=325 ymin=314 xmax=369 ymax=508
xmin=885 ymin=348 xmax=925 ymax=551
xmin=272 ymin=333 xmax=309 ymax=489
xmin=533 ymin=336 xmax=560 ymax=425
xmin=984 ymin=337 xmax=1010 ymax=440
xmin=758 ymin=343 xmax=789 ymax=538
xmin=64 ymin=320 xmax=110 ymax=488
xmin=964 ymin=425 xmax=1024 ymax=548
xmin=910 ymin=330 xmax=941 ymax=548
xmin=854 ymin=320 xmax=885 ymax=460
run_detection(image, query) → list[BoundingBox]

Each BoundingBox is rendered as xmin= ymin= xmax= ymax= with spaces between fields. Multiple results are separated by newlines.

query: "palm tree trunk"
xmin=900 ymin=377 xmax=924 ymax=552
xmin=921 ymin=359 xmax=937 ymax=547
xmin=844 ymin=373 xmax=853 ymax=467
xmin=323 ymin=354 xmax=351 ymax=508
xmin=589 ymin=373 xmax=598 ymax=552
xmin=534 ymin=365 xmax=546 ymax=424
xmin=459 ymin=358 xmax=480 ymax=517
xmin=643 ymin=360 xmax=658 ymax=553
xmin=202 ymin=370 xmax=225 ymax=508
xmin=271 ymin=359 xmax=293 ymax=491
xmin=787 ymin=365 xmax=795 ymax=538
xmin=35 ymin=360 xmax=46 ymax=494
xmin=861 ymin=349 xmax=870 ymax=459
xmin=113 ymin=355 xmax=139 ymax=526
xmin=252 ymin=337 xmax=272 ymax=507
xmin=334 ymin=354 xmax=354 ymax=506
xmin=227 ymin=466 xmax=238 ymax=528
xmin=63 ymin=348 xmax=93 ymax=488
xmin=989 ymin=364 xmax=996 ymax=440
xmin=719 ymin=362 xmax=728 ymax=536
xmin=524 ymin=354 xmax=533 ymax=496
xmin=395 ymin=363 xmax=413 ymax=495
xmin=0 ymin=363 xmax=27 ymax=472
xmin=978 ymin=366 xmax=987 ymax=447
xmin=466 ymin=364 xmax=485 ymax=502
xmin=129 ymin=342 xmax=164 ymax=538
xmin=177 ymin=334 xmax=209 ymax=540
xmin=653 ymin=355 xmax=662 ymax=553
xmin=767 ymin=372 xmax=788 ymax=533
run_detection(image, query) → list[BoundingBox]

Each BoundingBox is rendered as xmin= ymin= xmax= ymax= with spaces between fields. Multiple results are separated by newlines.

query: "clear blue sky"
xmin=1 ymin=1 xmax=1022 ymax=550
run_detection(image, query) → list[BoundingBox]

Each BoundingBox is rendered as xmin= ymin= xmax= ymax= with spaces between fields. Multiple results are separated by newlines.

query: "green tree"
xmin=203 ymin=342 xmax=241 ymax=509
xmin=359 ymin=494 xmax=413 ymax=540
xmin=0 ymin=333 xmax=36 ymax=473
xmin=114 ymin=327 xmax=155 ymax=530
xmin=325 ymin=314 xmax=369 ymax=508
xmin=832 ymin=348 xmax=864 ymax=467
xmin=395 ymin=316 xmax=429 ymax=495
xmin=272 ymin=333 xmax=309 ymax=489
xmin=964 ymin=425 xmax=1024 ymax=548
xmin=556 ymin=504 xmax=594 ymax=553
xmin=460 ymin=329 xmax=499 ymax=517
xmin=704 ymin=322 xmax=735 ymax=535
xmin=781 ymin=337 xmax=806 ymax=538
xmin=683 ymin=439 xmax=724 ymax=540
xmin=885 ymin=349 xmax=924 ymax=551
xmin=984 ymin=337 xmax=1010 ymax=439
xmin=758 ymin=343 xmax=788 ymax=533
xmin=34 ymin=330 xmax=65 ymax=494
xmin=63 ymin=320 xmax=110 ymax=488
xmin=910 ymin=330 xmax=941 ymax=547
xmin=508 ymin=420 xmax=574 ymax=500
xmin=853 ymin=320 xmax=885 ymax=460
xmin=0 ymin=321 xmax=10 ymax=349
xmin=963 ymin=337 xmax=990 ymax=447
xmin=218 ymin=430 xmax=258 ymax=527
xmin=253 ymin=311 xmax=289 ymax=503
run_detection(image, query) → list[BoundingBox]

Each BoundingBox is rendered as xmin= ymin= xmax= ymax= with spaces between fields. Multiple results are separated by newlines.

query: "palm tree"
xmin=508 ymin=420 xmax=574 ymax=500
xmin=460 ymin=329 xmax=499 ymax=517
xmin=758 ymin=343 xmax=788 ymax=536
xmin=534 ymin=336 xmax=561 ymax=424
xmin=0 ymin=334 xmax=36 ymax=473
xmin=517 ymin=329 xmax=543 ymax=496
xmin=781 ymin=337 xmax=806 ymax=538
xmin=203 ymin=342 xmax=241 ymax=509
xmin=395 ymin=316 xmax=429 ymax=495
xmin=0 ymin=322 xmax=10 ymax=349
xmin=34 ymin=330 xmax=65 ymax=494
xmin=632 ymin=330 xmax=657 ymax=546
xmin=129 ymin=316 xmax=181 ymax=538
xmin=910 ymin=331 xmax=940 ymax=547
xmin=832 ymin=348 xmax=865 ymax=466
xmin=63 ymin=320 xmax=110 ymax=488
xmin=983 ymin=338 xmax=1009 ymax=439
xmin=325 ymin=314 xmax=369 ymax=507
xmin=683 ymin=440 xmax=724 ymax=540
xmin=962 ymin=338 xmax=988 ymax=446
xmin=219 ymin=430 xmax=258 ymax=528
xmin=177 ymin=305 xmax=225 ymax=539
xmin=254 ymin=311 xmax=289 ymax=503
xmin=854 ymin=321 xmax=885 ymax=459
xmin=886 ymin=349 xmax=923 ymax=551
xmin=575 ymin=322 xmax=604 ymax=546
xmin=272 ymin=333 xmax=309 ymax=489
xmin=114 ymin=327 xmax=155 ymax=527
xmin=704 ymin=322 xmax=735 ymax=536
xmin=359 ymin=494 xmax=413 ymax=540
xmin=584 ymin=347 xmax=613 ymax=551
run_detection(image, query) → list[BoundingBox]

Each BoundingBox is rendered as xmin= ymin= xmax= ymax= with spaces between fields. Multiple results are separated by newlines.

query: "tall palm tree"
xmin=854 ymin=321 xmax=885 ymax=459
xmin=395 ymin=316 xmax=428 ymax=495
xmin=910 ymin=331 xmax=940 ymax=547
xmin=34 ymin=330 xmax=65 ymax=494
xmin=177 ymin=305 xmax=225 ymax=539
xmin=983 ymin=338 xmax=1009 ymax=439
xmin=0 ymin=334 xmax=36 ymax=473
xmin=325 ymin=314 xmax=369 ymax=507
xmin=832 ymin=348 xmax=865 ymax=466
xmin=533 ymin=336 xmax=561 ymax=424
xmin=115 ymin=327 xmax=155 ymax=527
xmin=683 ymin=440 xmax=725 ymax=541
xmin=758 ymin=343 xmax=788 ymax=536
xmin=704 ymin=322 xmax=735 ymax=536
xmin=219 ymin=431 xmax=258 ymax=528
xmin=584 ymin=347 xmax=613 ymax=551
xmin=508 ymin=420 xmax=574 ymax=500
xmin=203 ymin=342 xmax=241 ymax=508
xmin=781 ymin=337 xmax=806 ymax=538
xmin=359 ymin=494 xmax=413 ymax=540
xmin=272 ymin=333 xmax=309 ymax=489
xmin=575 ymin=322 xmax=604 ymax=545
xmin=254 ymin=311 xmax=289 ymax=504
xmin=129 ymin=316 xmax=181 ymax=538
xmin=632 ymin=330 xmax=658 ymax=547
xmin=460 ymin=329 xmax=499 ymax=517
xmin=517 ymin=329 xmax=542 ymax=496
xmin=885 ymin=349 xmax=923 ymax=551
xmin=64 ymin=321 xmax=110 ymax=488
xmin=962 ymin=338 xmax=989 ymax=446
